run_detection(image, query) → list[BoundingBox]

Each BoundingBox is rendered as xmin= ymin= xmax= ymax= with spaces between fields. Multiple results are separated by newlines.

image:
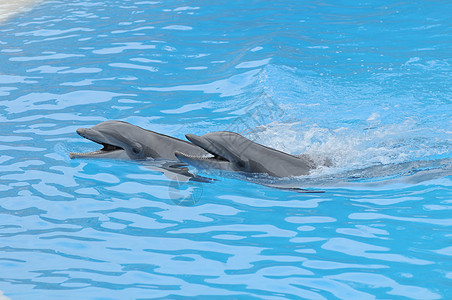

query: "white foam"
xmin=249 ymin=119 xmax=449 ymax=175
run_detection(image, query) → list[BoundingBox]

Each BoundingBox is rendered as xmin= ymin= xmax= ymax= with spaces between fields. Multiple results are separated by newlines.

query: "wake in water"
xmin=187 ymin=155 xmax=451 ymax=192
xmin=223 ymin=123 xmax=452 ymax=190
xmin=287 ymin=157 xmax=452 ymax=189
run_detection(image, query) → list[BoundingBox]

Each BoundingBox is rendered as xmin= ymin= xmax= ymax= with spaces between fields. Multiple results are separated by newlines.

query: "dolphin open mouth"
xmin=175 ymin=151 xmax=227 ymax=162
xmin=174 ymin=134 xmax=229 ymax=163
xmin=69 ymin=128 xmax=124 ymax=158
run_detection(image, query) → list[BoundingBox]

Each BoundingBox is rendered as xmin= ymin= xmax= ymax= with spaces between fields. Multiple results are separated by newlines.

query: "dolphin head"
xmin=175 ymin=131 xmax=254 ymax=173
xmin=70 ymin=121 xmax=148 ymax=160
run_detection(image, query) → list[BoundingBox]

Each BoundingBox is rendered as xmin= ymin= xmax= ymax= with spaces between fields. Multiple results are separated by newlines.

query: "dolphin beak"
xmin=76 ymin=128 xmax=88 ymax=138
xmin=185 ymin=134 xmax=221 ymax=155
xmin=70 ymin=127 xmax=125 ymax=159
xmin=182 ymin=133 xmax=231 ymax=163
xmin=75 ymin=127 xmax=104 ymax=143
xmin=185 ymin=134 xmax=203 ymax=147
xmin=185 ymin=134 xmax=219 ymax=157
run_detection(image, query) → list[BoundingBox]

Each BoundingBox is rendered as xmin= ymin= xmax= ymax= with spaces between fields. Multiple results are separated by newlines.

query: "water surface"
xmin=0 ymin=0 xmax=451 ymax=299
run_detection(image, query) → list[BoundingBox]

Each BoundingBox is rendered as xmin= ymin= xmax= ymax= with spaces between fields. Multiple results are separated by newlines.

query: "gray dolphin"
xmin=69 ymin=120 xmax=209 ymax=160
xmin=69 ymin=121 xmax=215 ymax=183
xmin=175 ymin=131 xmax=331 ymax=178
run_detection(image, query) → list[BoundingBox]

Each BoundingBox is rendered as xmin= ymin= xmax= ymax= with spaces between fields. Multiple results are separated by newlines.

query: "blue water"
xmin=1 ymin=0 xmax=451 ymax=299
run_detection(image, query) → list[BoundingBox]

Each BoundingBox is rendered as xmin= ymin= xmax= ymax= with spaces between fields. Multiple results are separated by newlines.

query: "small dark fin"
xmin=188 ymin=175 xmax=217 ymax=183
xmin=163 ymin=161 xmax=217 ymax=183
xmin=164 ymin=161 xmax=189 ymax=168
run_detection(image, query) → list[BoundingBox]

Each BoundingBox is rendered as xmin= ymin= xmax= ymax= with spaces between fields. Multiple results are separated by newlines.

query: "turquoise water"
xmin=1 ymin=0 xmax=451 ymax=299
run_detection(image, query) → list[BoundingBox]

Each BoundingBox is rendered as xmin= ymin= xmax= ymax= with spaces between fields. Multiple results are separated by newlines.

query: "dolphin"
xmin=69 ymin=121 xmax=210 ymax=160
xmin=69 ymin=121 xmax=215 ymax=183
xmin=175 ymin=131 xmax=331 ymax=178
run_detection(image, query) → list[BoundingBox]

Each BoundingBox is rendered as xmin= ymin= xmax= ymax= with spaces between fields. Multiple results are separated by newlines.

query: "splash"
xmin=252 ymin=120 xmax=450 ymax=173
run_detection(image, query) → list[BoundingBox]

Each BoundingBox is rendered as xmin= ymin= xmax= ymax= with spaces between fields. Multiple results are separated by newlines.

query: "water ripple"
xmin=1 ymin=90 xmax=134 ymax=113
xmin=0 ymin=0 xmax=450 ymax=299
xmin=322 ymin=238 xmax=432 ymax=265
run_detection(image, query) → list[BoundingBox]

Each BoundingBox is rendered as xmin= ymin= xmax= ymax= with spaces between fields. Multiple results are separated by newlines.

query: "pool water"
xmin=0 ymin=0 xmax=451 ymax=299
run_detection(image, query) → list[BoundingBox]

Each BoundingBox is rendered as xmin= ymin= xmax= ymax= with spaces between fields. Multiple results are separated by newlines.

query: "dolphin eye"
xmin=130 ymin=143 xmax=143 ymax=157
xmin=237 ymin=161 xmax=246 ymax=169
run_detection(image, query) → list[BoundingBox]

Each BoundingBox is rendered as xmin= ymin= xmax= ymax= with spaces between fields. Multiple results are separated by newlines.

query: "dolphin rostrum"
xmin=69 ymin=120 xmax=210 ymax=160
xmin=175 ymin=131 xmax=331 ymax=178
